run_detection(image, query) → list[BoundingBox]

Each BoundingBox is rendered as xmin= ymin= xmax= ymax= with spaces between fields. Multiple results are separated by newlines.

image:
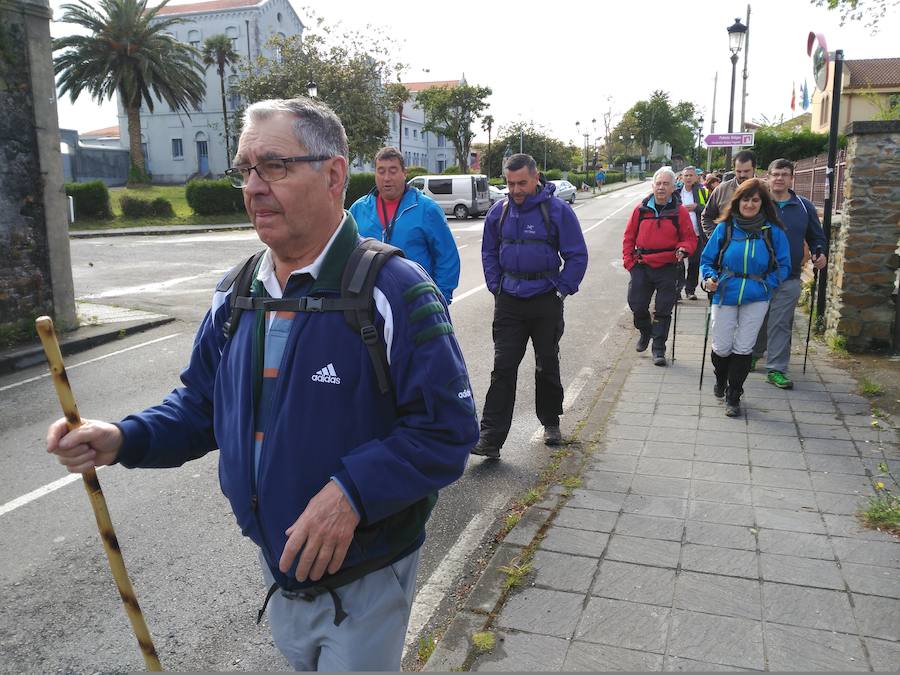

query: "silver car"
xmin=549 ymin=179 xmax=577 ymax=204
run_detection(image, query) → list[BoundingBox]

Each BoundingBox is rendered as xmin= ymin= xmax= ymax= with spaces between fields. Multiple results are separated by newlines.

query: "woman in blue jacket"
xmin=700 ymin=178 xmax=791 ymax=417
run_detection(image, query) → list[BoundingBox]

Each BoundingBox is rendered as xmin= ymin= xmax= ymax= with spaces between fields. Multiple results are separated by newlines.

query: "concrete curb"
xmin=422 ymin=333 xmax=639 ymax=671
xmin=69 ymin=223 xmax=252 ymax=239
xmin=0 ymin=316 xmax=175 ymax=375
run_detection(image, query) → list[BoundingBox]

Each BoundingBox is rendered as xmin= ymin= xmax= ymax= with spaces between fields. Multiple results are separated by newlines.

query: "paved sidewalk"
xmin=426 ymin=301 xmax=900 ymax=672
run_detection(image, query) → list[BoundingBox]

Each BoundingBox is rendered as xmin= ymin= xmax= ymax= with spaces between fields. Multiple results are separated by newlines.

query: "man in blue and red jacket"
xmin=622 ymin=167 xmax=697 ymax=366
xmin=46 ymin=97 xmax=478 ymax=671
xmin=471 ymin=153 xmax=588 ymax=459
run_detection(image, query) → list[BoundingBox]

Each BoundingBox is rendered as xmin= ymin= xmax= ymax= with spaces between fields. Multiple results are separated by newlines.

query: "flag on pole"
xmin=801 ymin=80 xmax=810 ymax=111
xmin=790 ymin=82 xmax=796 ymax=112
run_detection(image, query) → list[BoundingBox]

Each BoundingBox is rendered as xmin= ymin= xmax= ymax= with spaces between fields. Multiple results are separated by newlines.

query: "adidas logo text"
xmin=457 ymin=388 xmax=472 ymax=399
xmin=311 ymin=363 xmax=341 ymax=385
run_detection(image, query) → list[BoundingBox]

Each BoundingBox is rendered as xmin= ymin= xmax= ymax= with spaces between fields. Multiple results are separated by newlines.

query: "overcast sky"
xmin=51 ymin=0 xmax=897 ymax=145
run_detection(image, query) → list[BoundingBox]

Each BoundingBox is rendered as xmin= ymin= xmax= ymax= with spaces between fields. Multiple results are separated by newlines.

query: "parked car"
xmin=488 ymin=185 xmax=506 ymax=204
xmin=407 ymin=174 xmax=491 ymax=219
xmin=549 ymin=179 xmax=577 ymax=204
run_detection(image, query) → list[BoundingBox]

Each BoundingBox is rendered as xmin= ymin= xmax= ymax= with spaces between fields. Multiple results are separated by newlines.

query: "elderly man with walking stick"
xmin=46 ymin=96 xmax=479 ymax=671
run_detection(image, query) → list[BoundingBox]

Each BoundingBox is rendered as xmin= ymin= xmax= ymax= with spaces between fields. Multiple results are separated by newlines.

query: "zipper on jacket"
xmin=738 ymin=237 xmax=749 ymax=305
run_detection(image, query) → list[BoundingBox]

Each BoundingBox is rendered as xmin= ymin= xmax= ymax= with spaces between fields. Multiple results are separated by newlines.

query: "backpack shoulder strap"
xmin=715 ymin=221 xmax=733 ymax=271
xmin=761 ymin=226 xmax=777 ymax=273
xmin=220 ymin=249 xmax=266 ymax=339
xmin=341 ymin=238 xmax=403 ymax=395
xmin=539 ymin=200 xmax=557 ymax=247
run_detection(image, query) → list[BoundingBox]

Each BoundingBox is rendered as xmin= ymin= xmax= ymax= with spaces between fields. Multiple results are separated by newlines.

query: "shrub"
xmin=185 ymin=178 xmax=244 ymax=215
xmin=489 ymin=177 xmax=506 ymax=187
xmin=603 ymin=171 xmax=624 ymax=184
xmin=543 ymin=168 xmax=562 ymax=181
xmin=406 ymin=166 xmax=428 ymax=180
xmin=65 ymin=180 xmax=112 ymax=219
xmin=120 ymin=196 xmax=175 ymax=219
xmin=345 ymin=172 xmax=375 ymax=208
xmin=441 ymin=165 xmax=463 ymax=174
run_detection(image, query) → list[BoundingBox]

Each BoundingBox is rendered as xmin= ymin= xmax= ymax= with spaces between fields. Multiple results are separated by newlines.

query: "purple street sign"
xmin=704 ymin=133 xmax=755 ymax=147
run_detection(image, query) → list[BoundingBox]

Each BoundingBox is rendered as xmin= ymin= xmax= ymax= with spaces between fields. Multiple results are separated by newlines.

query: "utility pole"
xmin=740 ymin=4 xmax=751 ymax=133
xmin=707 ymin=72 xmax=717 ymax=169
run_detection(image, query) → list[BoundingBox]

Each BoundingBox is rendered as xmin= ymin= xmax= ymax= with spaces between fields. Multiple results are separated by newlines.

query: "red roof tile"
xmin=156 ymin=0 xmax=263 ymax=16
xmin=82 ymin=125 xmax=120 ymax=138
xmin=845 ymin=57 xmax=900 ymax=89
xmin=404 ymin=79 xmax=462 ymax=92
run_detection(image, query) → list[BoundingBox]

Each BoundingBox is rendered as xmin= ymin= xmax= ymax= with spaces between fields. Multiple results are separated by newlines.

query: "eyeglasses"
xmin=224 ymin=155 xmax=332 ymax=188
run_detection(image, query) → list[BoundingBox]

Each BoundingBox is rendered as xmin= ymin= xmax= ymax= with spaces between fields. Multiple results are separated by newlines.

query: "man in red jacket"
xmin=622 ymin=167 xmax=697 ymax=366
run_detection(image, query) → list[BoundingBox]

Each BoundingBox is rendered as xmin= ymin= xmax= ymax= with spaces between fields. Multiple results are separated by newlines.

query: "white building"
xmin=117 ymin=0 xmax=303 ymax=183
xmin=377 ymin=78 xmax=467 ymax=175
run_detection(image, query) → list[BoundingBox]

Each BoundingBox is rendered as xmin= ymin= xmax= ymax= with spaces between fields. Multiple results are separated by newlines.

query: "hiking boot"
xmin=543 ymin=426 xmax=563 ymax=446
xmin=687 ymin=292 xmax=698 ymax=300
xmin=636 ymin=332 xmax=651 ymax=352
xmin=724 ymin=387 xmax=742 ymax=417
xmin=750 ymin=356 xmax=758 ymax=371
xmin=470 ymin=439 xmax=500 ymax=459
xmin=713 ymin=382 xmax=726 ymax=398
xmin=653 ymin=353 xmax=667 ymax=367
xmin=767 ymin=370 xmax=794 ymax=389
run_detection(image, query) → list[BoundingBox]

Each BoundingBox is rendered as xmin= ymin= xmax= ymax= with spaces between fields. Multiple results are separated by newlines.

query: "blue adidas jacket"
xmin=350 ymin=187 xmax=460 ymax=302
xmin=114 ymin=215 xmax=478 ymax=590
xmin=482 ymin=180 xmax=588 ymax=298
xmin=700 ymin=219 xmax=792 ymax=306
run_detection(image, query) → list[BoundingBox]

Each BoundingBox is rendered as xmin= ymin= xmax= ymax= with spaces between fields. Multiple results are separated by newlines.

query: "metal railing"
xmin=792 ymin=149 xmax=847 ymax=214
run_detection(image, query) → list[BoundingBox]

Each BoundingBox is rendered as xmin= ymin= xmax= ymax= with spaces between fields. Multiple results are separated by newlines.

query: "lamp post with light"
xmin=725 ymin=17 xmax=747 ymax=170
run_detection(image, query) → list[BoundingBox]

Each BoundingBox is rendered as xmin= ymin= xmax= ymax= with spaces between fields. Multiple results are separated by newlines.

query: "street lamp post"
xmin=695 ymin=116 xmax=704 ymax=166
xmin=725 ymin=17 xmax=747 ymax=170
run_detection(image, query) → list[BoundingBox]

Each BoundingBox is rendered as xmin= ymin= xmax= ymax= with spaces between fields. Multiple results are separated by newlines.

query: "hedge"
xmin=345 ymin=172 xmax=375 ymax=208
xmin=406 ymin=166 xmax=428 ymax=179
xmin=185 ymin=178 xmax=245 ymax=215
xmin=120 ymin=196 xmax=175 ymax=219
xmin=65 ymin=181 xmax=112 ymax=219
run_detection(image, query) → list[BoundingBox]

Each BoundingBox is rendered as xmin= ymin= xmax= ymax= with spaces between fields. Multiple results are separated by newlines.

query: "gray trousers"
xmin=260 ymin=548 xmax=420 ymax=671
xmin=711 ymin=301 xmax=770 ymax=356
xmin=752 ymin=278 xmax=802 ymax=373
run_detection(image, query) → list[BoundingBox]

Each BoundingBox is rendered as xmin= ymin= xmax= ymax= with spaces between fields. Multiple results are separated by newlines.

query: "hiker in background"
xmin=700 ymin=178 xmax=791 ymax=417
xmin=674 ymin=166 xmax=709 ymax=300
xmin=701 ymin=149 xmax=756 ymax=237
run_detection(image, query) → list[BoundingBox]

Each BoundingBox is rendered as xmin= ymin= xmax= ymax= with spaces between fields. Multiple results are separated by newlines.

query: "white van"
xmin=407 ymin=174 xmax=491 ymax=219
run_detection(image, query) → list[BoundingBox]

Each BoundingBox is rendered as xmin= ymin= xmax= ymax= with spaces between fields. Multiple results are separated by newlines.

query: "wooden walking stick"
xmin=36 ymin=316 xmax=163 ymax=671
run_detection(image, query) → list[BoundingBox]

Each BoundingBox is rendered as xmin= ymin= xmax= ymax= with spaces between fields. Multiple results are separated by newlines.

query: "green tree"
xmin=750 ymin=128 xmax=834 ymax=166
xmin=481 ymin=114 xmax=495 ymax=177
xmin=235 ymin=16 xmax=402 ymax=166
xmin=480 ymin=121 xmax=573 ymax=177
xmin=415 ymin=84 xmax=492 ymax=174
xmin=613 ymin=91 xmax=697 ymax=159
xmin=812 ymin=0 xmax=899 ymax=31
xmin=202 ymin=34 xmax=240 ymax=163
xmin=53 ymin=0 xmax=206 ymax=180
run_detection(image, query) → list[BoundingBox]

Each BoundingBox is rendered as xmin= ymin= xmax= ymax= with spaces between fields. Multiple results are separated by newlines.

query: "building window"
xmin=820 ymin=94 xmax=829 ymax=126
xmin=228 ymin=75 xmax=240 ymax=110
xmin=391 ymin=114 xmax=396 ymax=131
xmin=188 ymin=29 xmax=201 ymax=49
xmin=404 ymin=127 xmax=409 ymax=138
xmin=437 ymin=159 xmax=446 ymax=173
xmin=413 ymin=129 xmax=418 ymax=139
xmin=226 ymin=26 xmax=239 ymax=51
xmin=437 ymin=133 xmax=446 ymax=147
xmin=171 ymin=138 xmax=184 ymax=159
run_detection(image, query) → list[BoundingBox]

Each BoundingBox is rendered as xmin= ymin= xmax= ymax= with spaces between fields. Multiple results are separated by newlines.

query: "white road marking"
xmin=529 ymin=366 xmax=596 ymax=443
xmin=583 ymin=199 xmax=635 ymax=235
xmin=82 ymin=274 xmax=212 ymax=299
xmin=453 ymin=284 xmax=487 ymax=303
xmin=0 ymin=333 xmax=182 ymax=393
xmin=0 ymin=467 xmax=108 ymax=518
xmin=403 ymin=493 xmax=507 ymax=657
xmin=456 ymin=244 xmax=468 ymax=251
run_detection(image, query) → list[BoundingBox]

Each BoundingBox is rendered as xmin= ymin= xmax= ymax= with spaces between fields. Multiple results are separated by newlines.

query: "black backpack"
xmin=215 ymin=238 xmax=403 ymax=395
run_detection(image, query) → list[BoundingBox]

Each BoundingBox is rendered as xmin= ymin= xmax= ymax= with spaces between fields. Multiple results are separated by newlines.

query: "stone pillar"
xmin=0 ymin=0 xmax=76 ymax=337
xmin=825 ymin=120 xmax=900 ymax=351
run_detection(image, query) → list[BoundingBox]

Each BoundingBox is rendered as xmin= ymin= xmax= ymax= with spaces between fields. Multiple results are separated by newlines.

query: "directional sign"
xmin=705 ymin=133 xmax=754 ymax=147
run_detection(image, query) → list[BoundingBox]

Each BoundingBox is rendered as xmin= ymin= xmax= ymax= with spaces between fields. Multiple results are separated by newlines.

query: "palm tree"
xmin=53 ymin=0 xmax=206 ymax=180
xmin=385 ymin=82 xmax=410 ymax=153
xmin=481 ymin=114 xmax=494 ymax=178
xmin=202 ymin=35 xmax=240 ymax=163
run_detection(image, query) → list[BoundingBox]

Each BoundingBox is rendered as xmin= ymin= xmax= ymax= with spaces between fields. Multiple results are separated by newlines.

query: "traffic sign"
xmin=704 ymin=133 xmax=754 ymax=147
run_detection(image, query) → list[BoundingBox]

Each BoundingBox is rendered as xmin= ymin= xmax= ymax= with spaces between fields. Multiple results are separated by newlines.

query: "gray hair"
xmin=505 ymin=153 xmax=538 ymax=175
xmin=243 ymin=97 xmax=349 ymax=162
xmin=653 ymin=166 xmax=676 ymax=183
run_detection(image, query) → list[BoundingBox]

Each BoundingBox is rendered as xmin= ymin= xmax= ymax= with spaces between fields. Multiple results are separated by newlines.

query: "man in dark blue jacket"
xmin=753 ymin=158 xmax=827 ymax=389
xmin=46 ymin=97 xmax=478 ymax=671
xmin=471 ymin=153 xmax=588 ymax=459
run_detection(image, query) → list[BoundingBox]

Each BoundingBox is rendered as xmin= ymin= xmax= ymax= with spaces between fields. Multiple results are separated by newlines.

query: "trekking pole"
xmin=699 ymin=296 xmax=713 ymax=390
xmin=35 ymin=317 xmax=163 ymax=672
xmin=802 ymin=268 xmax=819 ymax=374
xmin=671 ymin=281 xmax=678 ymax=362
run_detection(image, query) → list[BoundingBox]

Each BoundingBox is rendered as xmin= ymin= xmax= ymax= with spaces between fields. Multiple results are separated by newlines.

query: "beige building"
xmin=810 ymin=57 xmax=900 ymax=133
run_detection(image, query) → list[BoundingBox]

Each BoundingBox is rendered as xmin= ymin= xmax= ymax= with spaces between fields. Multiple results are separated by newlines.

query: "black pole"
xmin=725 ymin=52 xmax=739 ymax=170
xmin=803 ymin=268 xmax=819 ymax=373
xmin=815 ymin=50 xmax=843 ymax=324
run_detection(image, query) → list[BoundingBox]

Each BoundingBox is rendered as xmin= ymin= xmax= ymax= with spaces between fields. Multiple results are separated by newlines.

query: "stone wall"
xmin=825 ymin=120 xmax=900 ymax=351
xmin=0 ymin=0 xmax=75 ymax=336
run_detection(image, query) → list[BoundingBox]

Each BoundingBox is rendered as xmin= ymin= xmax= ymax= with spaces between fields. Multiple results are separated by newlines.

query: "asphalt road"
xmin=0 ymin=182 xmax=650 ymax=672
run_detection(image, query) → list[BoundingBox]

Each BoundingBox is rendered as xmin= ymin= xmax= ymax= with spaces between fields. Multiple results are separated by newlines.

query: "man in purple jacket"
xmin=471 ymin=154 xmax=589 ymax=460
